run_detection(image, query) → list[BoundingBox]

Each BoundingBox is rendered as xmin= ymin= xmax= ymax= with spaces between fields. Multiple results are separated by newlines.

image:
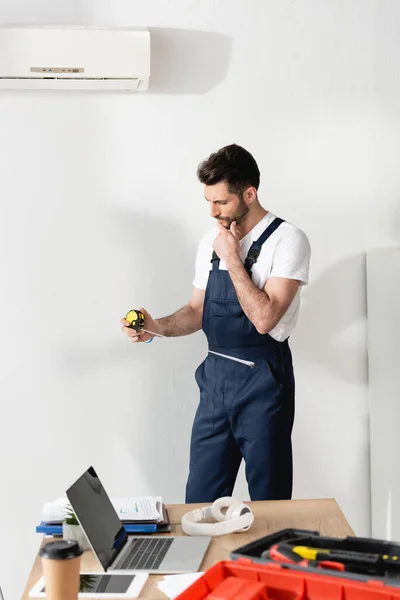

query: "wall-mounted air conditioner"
xmin=0 ymin=26 xmax=150 ymax=91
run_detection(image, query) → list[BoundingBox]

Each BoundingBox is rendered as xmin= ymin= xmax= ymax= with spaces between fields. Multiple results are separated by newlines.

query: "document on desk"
xmin=112 ymin=496 xmax=163 ymax=521
xmin=42 ymin=498 xmax=71 ymax=523
xmin=157 ymin=573 xmax=204 ymax=599
xmin=42 ymin=496 xmax=163 ymax=523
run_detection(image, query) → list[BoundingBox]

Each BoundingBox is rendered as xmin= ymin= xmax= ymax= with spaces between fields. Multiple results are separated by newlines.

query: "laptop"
xmin=66 ymin=467 xmax=211 ymax=574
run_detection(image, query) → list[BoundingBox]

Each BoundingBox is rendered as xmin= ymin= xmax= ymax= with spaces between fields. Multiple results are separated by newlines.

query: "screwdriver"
xmin=268 ymin=543 xmax=400 ymax=575
xmin=291 ymin=545 xmax=400 ymax=570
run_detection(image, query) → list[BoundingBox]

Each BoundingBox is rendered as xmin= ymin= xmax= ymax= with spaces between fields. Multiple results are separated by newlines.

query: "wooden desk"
xmin=22 ymin=499 xmax=354 ymax=600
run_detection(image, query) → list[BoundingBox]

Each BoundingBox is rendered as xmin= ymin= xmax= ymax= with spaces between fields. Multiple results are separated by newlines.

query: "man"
xmin=121 ymin=144 xmax=311 ymax=503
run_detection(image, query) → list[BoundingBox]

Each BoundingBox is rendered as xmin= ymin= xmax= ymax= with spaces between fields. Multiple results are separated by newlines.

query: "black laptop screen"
xmin=66 ymin=467 xmax=127 ymax=570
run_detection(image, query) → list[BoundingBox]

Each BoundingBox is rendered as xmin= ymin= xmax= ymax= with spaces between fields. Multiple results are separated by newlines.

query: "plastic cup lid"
xmin=39 ymin=539 xmax=83 ymax=560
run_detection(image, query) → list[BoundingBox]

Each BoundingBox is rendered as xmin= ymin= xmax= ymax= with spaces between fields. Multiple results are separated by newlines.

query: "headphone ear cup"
xmin=229 ymin=502 xmax=254 ymax=531
xmin=211 ymin=497 xmax=239 ymax=521
xmin=225 ymin=502 xmax=241 ymax=520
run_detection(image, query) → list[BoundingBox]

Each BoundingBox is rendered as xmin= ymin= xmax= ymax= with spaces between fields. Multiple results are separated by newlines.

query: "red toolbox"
xmin=177 ymin=528 xmax=400 ymax=599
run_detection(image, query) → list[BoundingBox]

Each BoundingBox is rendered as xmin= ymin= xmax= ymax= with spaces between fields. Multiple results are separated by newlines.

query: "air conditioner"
xmin=0 ymin=26 xmax=150 ymax=91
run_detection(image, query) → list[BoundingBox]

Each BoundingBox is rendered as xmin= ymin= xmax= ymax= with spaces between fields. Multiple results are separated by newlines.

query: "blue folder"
xmin=36 ymin=521 xmax=157 ymax=535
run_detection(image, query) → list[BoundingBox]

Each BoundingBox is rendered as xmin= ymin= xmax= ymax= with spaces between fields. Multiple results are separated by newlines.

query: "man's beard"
xmin=217 ymin=199 xmax=249 ymax=229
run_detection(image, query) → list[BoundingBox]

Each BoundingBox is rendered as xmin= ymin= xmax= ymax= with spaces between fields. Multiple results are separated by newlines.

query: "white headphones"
xmin=181 ymin=496 xmax=254 ymax=536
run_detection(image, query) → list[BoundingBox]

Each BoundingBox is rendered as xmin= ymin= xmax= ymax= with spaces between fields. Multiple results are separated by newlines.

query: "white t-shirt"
xmin=192 ymin=212 xmax=311 ymax=341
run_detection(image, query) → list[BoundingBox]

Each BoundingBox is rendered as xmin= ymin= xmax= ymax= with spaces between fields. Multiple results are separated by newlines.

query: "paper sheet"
xmin=112 ymin=496 xmax=162 ymax=521
xmin=42 ymin=496 xmax=162 ymax=523
xmin=157 ymin=573 xmax=204 ymax=599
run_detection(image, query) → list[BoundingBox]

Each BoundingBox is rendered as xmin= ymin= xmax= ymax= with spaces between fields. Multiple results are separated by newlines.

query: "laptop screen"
xmin=66 ymin=467 xmax=128 ymax=570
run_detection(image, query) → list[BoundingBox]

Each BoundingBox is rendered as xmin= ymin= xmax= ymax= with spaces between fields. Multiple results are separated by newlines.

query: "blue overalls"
xmin=185 ymin=218 xmax=295 ymax=503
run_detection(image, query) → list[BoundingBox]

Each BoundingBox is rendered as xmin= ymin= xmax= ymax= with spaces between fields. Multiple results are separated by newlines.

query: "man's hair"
xmin=197 ymin=143 xmax=260 ymax=197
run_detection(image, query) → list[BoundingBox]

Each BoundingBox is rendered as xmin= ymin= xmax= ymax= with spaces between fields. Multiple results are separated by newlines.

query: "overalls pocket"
xmin=210 ymin=300 xmax=245 ymax=347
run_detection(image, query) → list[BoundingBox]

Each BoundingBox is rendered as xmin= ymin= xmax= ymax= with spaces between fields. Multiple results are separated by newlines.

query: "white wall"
xmin=367 ymin=249 xmax=400 ymax=541
xmin=0 ymin=1 xmax=399 ymax=598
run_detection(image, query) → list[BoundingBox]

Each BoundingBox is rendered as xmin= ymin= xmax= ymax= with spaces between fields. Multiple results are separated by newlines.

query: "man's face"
xmin=205 ymin=182 xmax=249 ymax=229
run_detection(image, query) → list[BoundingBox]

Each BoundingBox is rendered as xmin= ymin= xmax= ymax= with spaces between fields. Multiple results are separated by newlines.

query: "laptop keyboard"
xmin=118 ymin=538 xmax=174 ymax=570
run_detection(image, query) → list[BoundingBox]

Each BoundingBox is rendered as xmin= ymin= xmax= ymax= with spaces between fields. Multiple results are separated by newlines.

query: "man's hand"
xmin=120 ymin=307 xmax=162 ymax=343
xmin=213 ymin=221 xmax=241 ymax=267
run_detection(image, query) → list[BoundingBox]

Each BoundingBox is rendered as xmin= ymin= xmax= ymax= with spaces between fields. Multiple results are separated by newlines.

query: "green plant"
xmin=64 ymin=506 xmax=79 ymax=525
xmin=80 ymin=574 xmax=97 ymax=592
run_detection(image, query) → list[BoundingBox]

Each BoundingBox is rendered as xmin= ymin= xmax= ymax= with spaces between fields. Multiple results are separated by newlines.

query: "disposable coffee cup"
xmin=39 ymin=539 xmax=83 ymax=600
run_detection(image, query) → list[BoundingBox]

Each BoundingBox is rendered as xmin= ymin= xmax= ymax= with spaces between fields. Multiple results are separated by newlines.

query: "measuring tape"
xmin=125 ymin=309 xmax=253 ymax=365
xmin=125 ymin=309 xmax=167 ymax=338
